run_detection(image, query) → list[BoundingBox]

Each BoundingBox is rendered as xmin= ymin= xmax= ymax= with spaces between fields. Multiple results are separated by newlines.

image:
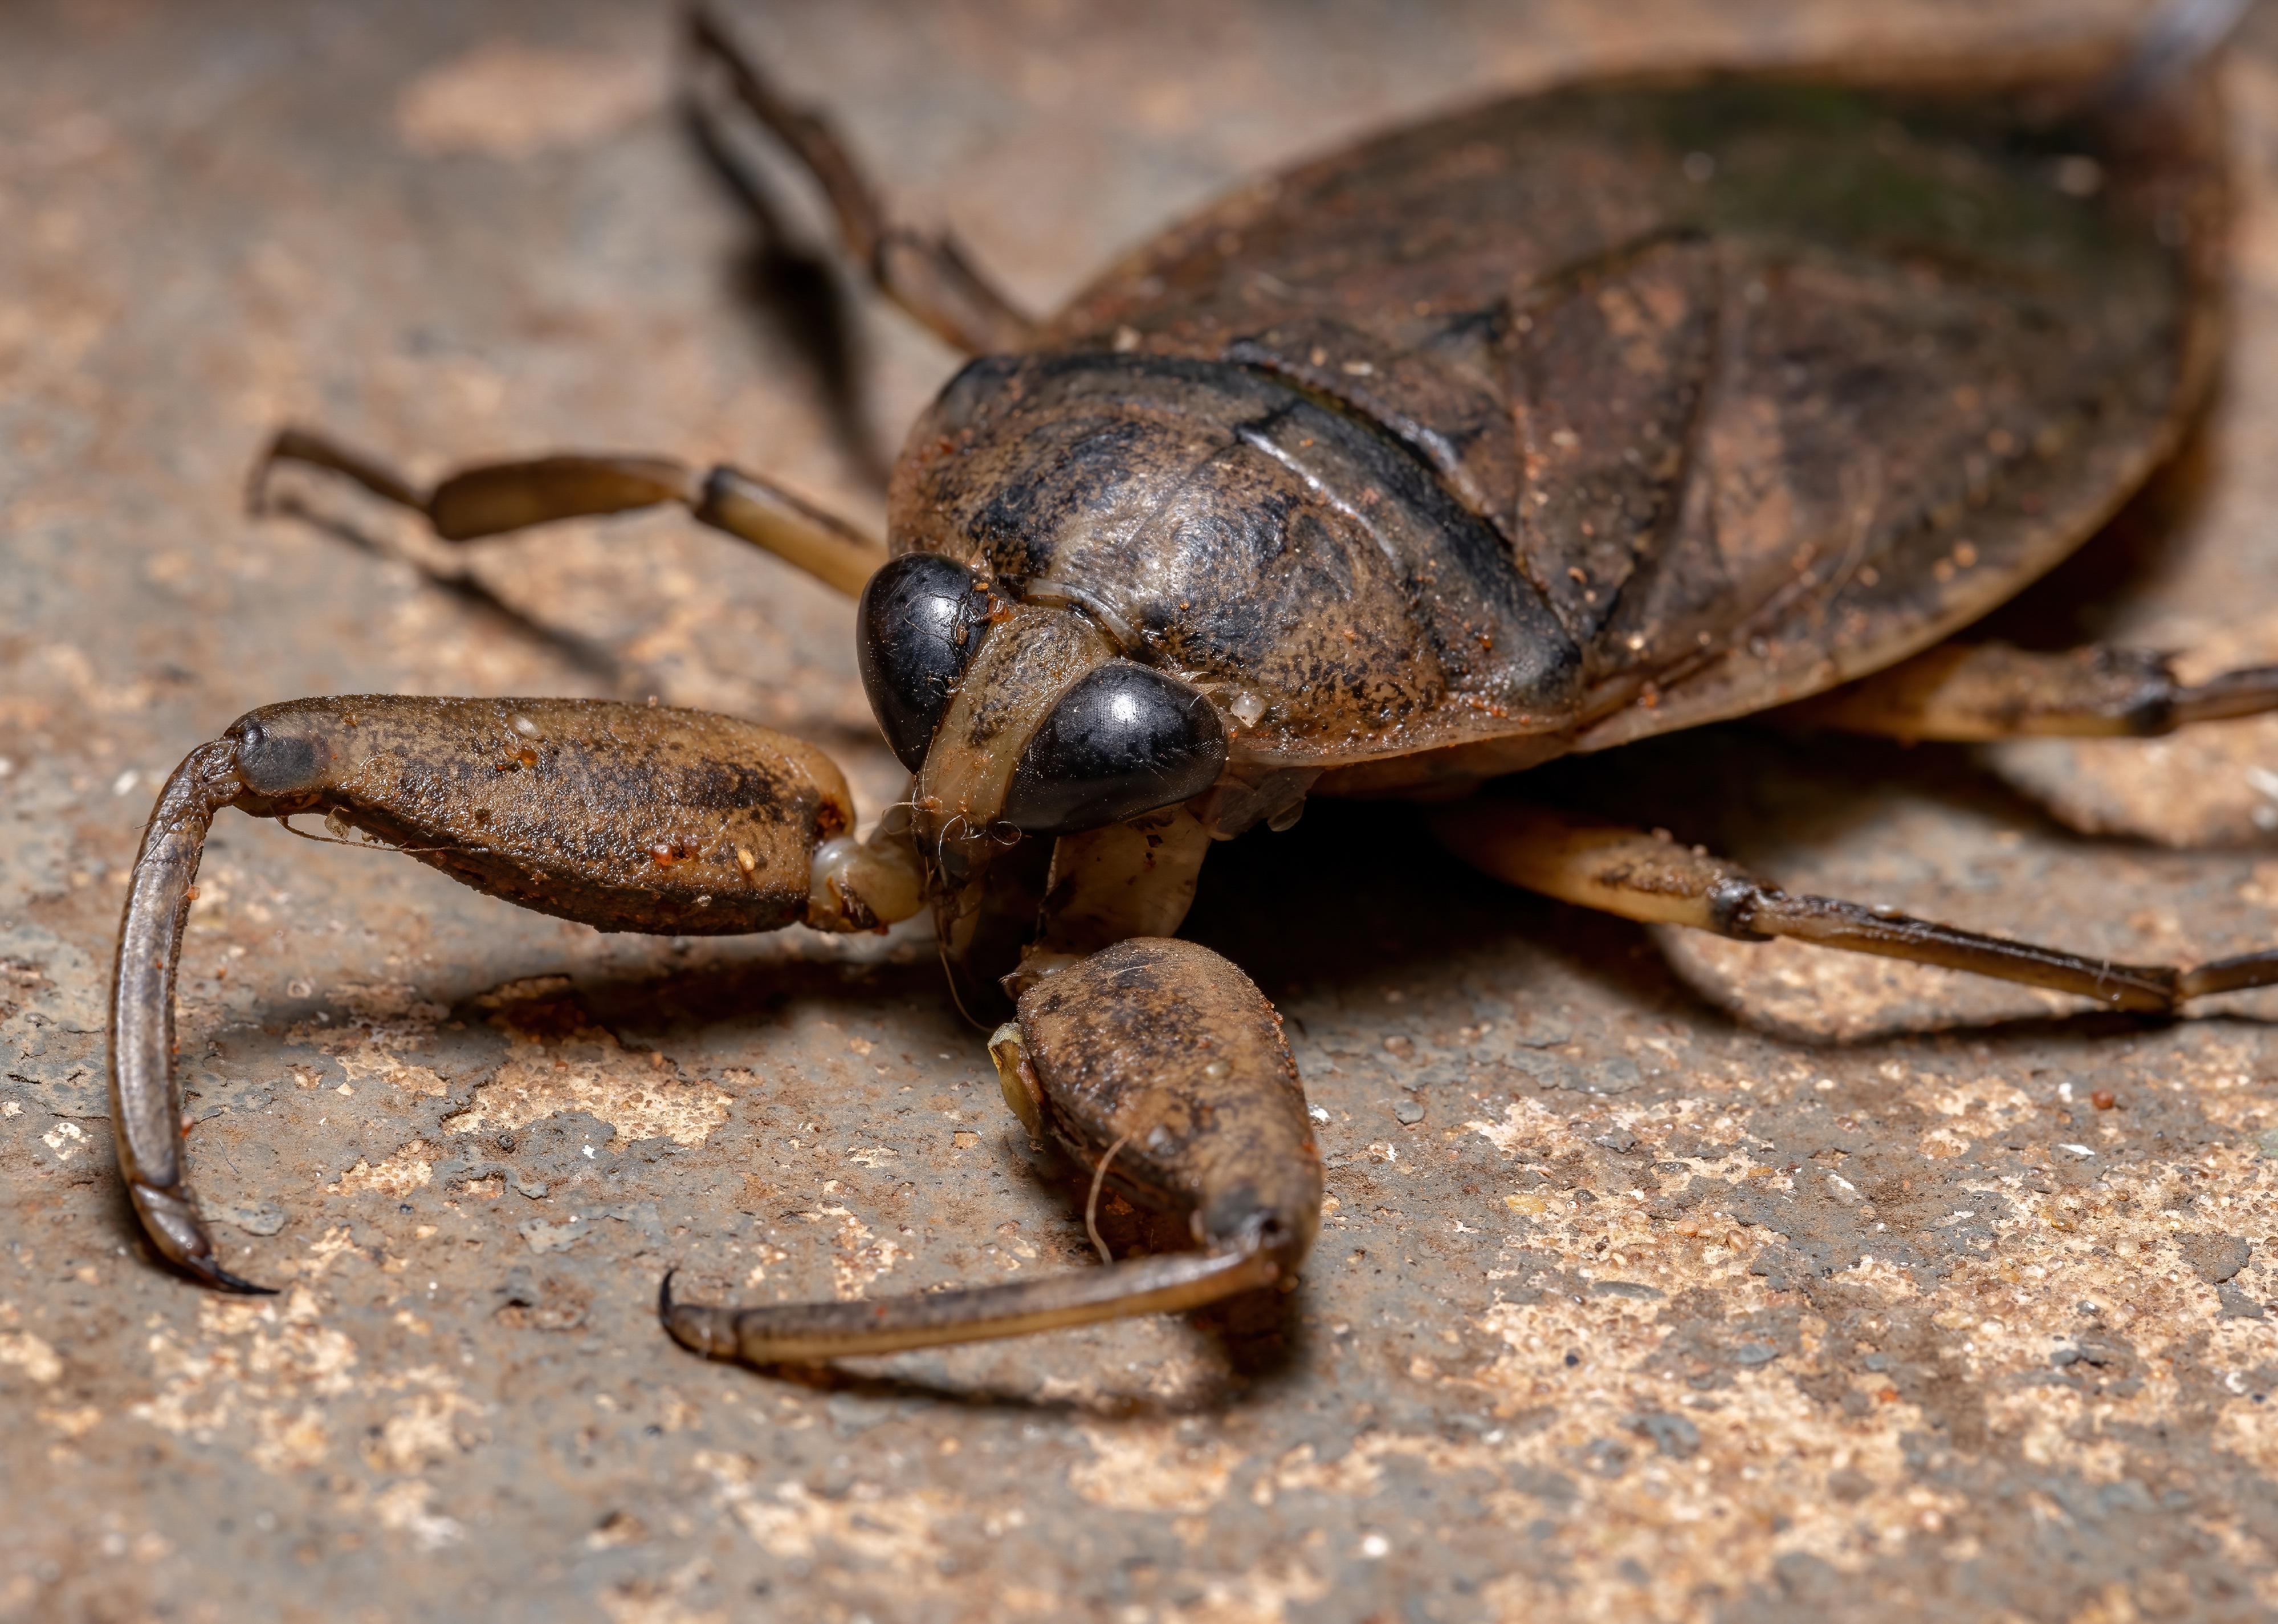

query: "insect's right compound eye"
xmin=1001 ymin=662 xmax=1226 ymax=835
xmin=856 ymin=553 xmax=995 ymax=771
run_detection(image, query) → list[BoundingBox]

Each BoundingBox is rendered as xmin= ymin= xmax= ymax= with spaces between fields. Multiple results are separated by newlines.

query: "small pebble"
xmin=1392 ymin=1097 xmax=1424 ymax=1125
xmin=1627 ymin=1411 xmax=1700 ymax=1459
xmin=2090 ymin=1090 xmax=2116 ymax=1111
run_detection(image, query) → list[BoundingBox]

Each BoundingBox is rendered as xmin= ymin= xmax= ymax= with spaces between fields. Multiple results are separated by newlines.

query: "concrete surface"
xmin=9 ymin=2 xmax=2278 ymax=1619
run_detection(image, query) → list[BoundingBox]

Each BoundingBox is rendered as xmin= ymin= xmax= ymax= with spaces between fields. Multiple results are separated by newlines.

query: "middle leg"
xmin=250 ymin=427 xmax=886 ymax=597
xmin=1776 ymin=639 xmax=2278 ymax=741
xmin=1431 ymin=798 xmax=2278 ymax=1013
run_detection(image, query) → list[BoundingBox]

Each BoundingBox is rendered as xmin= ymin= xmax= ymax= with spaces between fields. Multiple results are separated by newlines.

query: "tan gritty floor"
xmin=8 ymin=2 xmax=2278 ymax=1619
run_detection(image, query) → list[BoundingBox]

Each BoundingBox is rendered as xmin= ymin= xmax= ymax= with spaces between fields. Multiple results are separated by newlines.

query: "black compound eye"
xmin=857 ymin=553 xmax=994 ymax=771
xmin=1003 ymin=663 xmax=1226 ymax=835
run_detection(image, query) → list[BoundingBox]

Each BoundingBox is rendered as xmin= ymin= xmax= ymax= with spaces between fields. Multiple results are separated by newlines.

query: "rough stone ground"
xmin=7 ymin=1 xmax=2278 ymax=1619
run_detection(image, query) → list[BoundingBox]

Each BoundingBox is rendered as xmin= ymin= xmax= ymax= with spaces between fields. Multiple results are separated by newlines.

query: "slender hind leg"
xmin=686 ymin=4 xmax=1035 ymax=356
xmin=1431 ymin=799 xmax=2278 ymax=1014
xmin=662 ymin=937 xmax=1320 ymax=1363
xmin=249 ymin=428 xmax=885 ymax=597
xmin=1777 ymin=640 xmax=2278 ymax=741
xmin=112 ymin=695 xmax=924 ymax=1290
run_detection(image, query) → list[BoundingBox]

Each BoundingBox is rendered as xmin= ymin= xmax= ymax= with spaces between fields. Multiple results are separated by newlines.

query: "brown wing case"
xmin=1042 ymin=62 xmax=2224 ymax=784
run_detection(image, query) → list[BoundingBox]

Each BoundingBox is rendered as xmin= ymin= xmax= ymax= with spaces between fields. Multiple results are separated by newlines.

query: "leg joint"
xmin=1706 ymin=877 xmax=1772 ymax=941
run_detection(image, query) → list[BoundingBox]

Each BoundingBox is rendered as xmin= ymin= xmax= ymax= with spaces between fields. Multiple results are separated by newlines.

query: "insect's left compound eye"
xmin=1002 ymin=663 xmax=1226 ymax=835
xmin=857 ymin=553 xmax=995 ymax=771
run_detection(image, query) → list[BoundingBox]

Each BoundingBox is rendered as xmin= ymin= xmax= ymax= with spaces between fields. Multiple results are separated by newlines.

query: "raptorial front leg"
xmin=111 ymin=695 xmax=924 ymax=1291
xmin=1431 ymin=799 xmax=2278 ymax=1014
xmin=662 ymin=937 xmax=1321 ymax=1363
xmin=686 ymin=5 xmax=1036 ymax=356
xmin=250 ymin=428 xmax=885 ymax=597
xmin=1778 ymin=640 xmax=2278 ymax=741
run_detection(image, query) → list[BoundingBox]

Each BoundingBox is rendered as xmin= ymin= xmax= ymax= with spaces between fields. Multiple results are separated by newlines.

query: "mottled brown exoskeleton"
xmin=111 ymin=1 xmax=2278 ymax=1363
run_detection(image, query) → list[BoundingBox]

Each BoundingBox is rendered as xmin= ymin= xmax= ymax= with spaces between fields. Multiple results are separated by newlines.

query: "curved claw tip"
xmin=173 ymin=1254 xmax=276 ymax=1295
xmin=131 ymin=1188 xmax=275 ymax=1294
xmin=658 ymin=1268 xmax=678 ymax=1318
xmin=203 ymin=1262 xmax=278 ymax=1296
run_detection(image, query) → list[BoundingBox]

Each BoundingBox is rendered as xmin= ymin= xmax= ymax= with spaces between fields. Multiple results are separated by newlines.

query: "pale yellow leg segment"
xmin=1430 ymin=799 xmax=2278 ymax=1013
xmin=1010 ymin=806 xmax=1215 ymax=993
xmin=1777 ymin=640 xmax=2278 ymax=742
xmin=250 ymin=428 xmax=885 ymax=597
